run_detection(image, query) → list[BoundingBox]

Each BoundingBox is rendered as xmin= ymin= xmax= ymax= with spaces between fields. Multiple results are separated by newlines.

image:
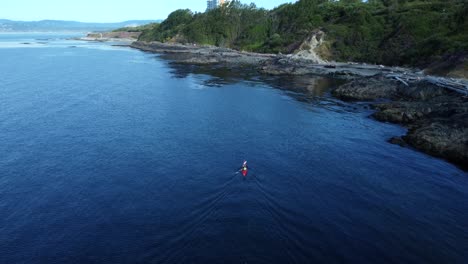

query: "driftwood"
xmin=394 ymin=76 xmax=409 ymax=87
xmin=386 ymin=73 xmax=468 ymax=95
xmin=425 ymin=76 xmax=468 ymax=95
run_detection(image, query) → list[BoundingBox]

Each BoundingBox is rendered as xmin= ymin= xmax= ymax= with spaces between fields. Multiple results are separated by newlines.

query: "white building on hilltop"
xmin=206 ymin=0 xmax=230 ymax=11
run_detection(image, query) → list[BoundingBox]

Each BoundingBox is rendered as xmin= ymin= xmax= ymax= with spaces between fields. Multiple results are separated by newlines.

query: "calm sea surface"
xmin=0 ymin=33 xmax=467 ymax=263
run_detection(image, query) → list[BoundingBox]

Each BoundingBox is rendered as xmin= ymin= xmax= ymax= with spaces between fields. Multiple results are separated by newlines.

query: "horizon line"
xmin=0 ymin=18 xmax=161 ymax=24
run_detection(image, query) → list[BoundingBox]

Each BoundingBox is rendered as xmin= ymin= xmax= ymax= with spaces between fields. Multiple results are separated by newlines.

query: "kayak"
xmin=242 ymin=168 xmax=248 ymax=176
xmin=241 ymin=160 xmax=248 ymax=176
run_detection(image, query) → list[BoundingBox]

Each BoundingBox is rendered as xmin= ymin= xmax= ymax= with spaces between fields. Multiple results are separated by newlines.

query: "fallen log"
xmin=385 ymin=73 xmax=468 ymax=95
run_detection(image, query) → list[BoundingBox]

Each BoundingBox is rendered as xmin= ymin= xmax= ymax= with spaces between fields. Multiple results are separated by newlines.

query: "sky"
xmin=0 ymin=0 xmax=295 ymax=23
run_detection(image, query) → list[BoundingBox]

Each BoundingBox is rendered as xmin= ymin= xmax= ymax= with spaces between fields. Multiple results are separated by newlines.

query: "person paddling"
xmin=241 ymin=160 xmax=248 ymax=176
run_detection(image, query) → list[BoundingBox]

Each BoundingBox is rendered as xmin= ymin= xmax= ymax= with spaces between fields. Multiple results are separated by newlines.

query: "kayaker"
xmin=241 ymin=160 xmax=248 ymax=176
xmin=242 ymin=160 xmax=247 ymax=168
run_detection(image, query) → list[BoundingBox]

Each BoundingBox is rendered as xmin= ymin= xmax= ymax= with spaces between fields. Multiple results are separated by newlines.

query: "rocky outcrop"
xmin=332 ymin=76 xmax=400 ymax=101
xmin=131 ymin=41 xmax=275 ymax=65
xmin=405 ymin=121 xmax=468 ymax=167
xmin=83 ymin=31 xmax=141 ymax=41
xmin=333 ymin=77 xmax=468 ymax=169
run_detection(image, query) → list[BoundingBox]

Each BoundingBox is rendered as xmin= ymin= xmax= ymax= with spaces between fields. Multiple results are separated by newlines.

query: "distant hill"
xmin=0 ymin=19 xmax=161 ymax=32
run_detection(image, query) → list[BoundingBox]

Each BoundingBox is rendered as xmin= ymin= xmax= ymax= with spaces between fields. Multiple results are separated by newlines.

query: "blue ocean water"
xmin=0 ymin=33 xmax=467 ymax=264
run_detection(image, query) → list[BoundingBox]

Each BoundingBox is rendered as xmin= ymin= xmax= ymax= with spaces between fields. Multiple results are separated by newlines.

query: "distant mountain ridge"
xmin=0 ymin=19 xmax=161 ymax=32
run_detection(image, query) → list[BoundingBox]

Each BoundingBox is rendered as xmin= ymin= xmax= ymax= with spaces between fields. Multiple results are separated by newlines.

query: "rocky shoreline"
xmin=332 ymin=76 xmax=467 ymax=169
xmin=131 ymin=41 xmax=418 ymax=78
xmin=131 ymin=41 xmax=276 ymax=65
xmin=74 ymin=31 xmax=142 ymax=42
xmin=130 ymin=41 xmax=468 ymax=170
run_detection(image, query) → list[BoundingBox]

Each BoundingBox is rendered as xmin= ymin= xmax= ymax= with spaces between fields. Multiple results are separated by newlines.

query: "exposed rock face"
xmin=373 ymin=96 xmax=463 ymax=123
xmin=373 ymin=102 xmax=433 ymax=124
xmin=290 ymin=30 xmax=327 ymax=64
xmin=405 ymin=121 xmax=468 ymax=167
xmin=332 ymin=76 xmax=400 ymax=101
xmin=333 ymin=77 xmax=468 ymax=169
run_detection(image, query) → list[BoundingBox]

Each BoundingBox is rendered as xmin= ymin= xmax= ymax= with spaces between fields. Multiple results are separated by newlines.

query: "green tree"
xmin=138 ymin=0 xmax=468 ymax=67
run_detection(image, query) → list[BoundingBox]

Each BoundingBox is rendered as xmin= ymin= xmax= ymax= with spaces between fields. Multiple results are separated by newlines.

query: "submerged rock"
xmin=388 ymin=137 xmax=408 ymax=147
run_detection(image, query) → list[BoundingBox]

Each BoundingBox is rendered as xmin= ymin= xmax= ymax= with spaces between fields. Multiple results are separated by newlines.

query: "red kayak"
xmin=241 ymin=168 xmax=248 ymax=176
xmin=241 ymin=161 xmax=248 ymax=176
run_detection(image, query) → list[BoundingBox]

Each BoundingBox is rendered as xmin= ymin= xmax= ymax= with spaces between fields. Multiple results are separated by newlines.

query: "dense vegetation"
xmin=138 ymin=0 xmax=467 ymax=67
